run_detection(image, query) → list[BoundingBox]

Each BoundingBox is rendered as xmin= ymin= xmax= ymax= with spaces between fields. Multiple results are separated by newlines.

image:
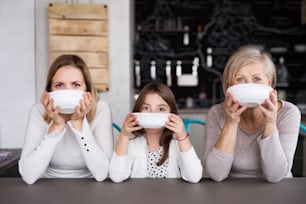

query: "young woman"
xmin=109 ymin=82 xmax=202 ymax=183
xmin=204 ymin=45 xmax=301 ymax=183
xmin=19 ymin=55 xmax=113 ymax=184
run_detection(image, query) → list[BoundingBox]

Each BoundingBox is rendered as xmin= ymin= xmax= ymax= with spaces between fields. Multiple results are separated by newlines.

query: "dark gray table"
xmin=0 ymin=178 xmax=305 ymax=204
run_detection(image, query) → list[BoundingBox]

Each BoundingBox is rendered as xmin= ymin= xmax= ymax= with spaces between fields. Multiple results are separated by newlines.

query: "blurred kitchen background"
xmin=133 ymin=0 xmax=306 ymax=110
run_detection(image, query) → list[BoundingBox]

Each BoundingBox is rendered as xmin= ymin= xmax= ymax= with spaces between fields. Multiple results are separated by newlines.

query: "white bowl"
xmin=134 ymin=112 xmax=170 ymax=128
xmin=228 ymin=84 xmax=273 ymax=107
xmin=49 ymin=90 xmax=84 ymax=114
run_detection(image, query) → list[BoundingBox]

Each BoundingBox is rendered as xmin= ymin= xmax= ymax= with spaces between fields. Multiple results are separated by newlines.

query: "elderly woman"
xmin=204 ymin=45 xmax=301 ymax=183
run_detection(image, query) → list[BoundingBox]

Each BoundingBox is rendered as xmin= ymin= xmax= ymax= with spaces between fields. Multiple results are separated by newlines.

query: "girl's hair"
xmin=222 ymin=45 xmax=277 ymax=93
xmin=43 ymin=54 xmax=99 ymax=123
xmin=133 ymin=82 xmax=178 ymax=166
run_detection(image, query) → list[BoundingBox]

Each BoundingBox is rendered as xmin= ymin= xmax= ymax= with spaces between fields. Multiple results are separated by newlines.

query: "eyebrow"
xmin=142 ymin=103 xmax=168 ymax=107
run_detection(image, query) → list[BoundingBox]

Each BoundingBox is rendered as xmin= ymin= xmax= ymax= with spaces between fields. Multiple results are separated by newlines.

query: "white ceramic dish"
xmin=134 ymin=112 xmax=170 ymax=128
xmin=228 ymin=83 xmax=273 ymax=107
xmin=50 ymin=90 xmax=84 ymax=114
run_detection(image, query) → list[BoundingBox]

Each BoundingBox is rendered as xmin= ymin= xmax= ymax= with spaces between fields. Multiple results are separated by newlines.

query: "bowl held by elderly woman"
xmin=228 ymin=83 xmax=273 ymax=107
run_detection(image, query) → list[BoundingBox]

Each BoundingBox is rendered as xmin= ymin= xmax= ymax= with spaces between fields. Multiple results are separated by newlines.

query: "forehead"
xmin=143 ymin=93 xmax=167 ymax=105
xmin=235 ymin=62 xmax=266 ymax=76
xmin=53 ymin=65 xmax=84 ymax=81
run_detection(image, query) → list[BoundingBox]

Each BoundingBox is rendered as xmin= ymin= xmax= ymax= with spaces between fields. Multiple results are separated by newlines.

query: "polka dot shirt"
xmin=147 ymin=146 xmax=169 ymax=178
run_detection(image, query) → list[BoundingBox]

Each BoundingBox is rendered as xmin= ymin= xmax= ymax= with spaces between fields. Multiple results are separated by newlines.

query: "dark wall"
xmin=134 ymin=0 xmax=306 ymax=108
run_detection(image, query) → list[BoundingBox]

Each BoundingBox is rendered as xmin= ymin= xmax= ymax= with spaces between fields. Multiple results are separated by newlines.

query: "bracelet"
xmin=176 ymin=133 xmax=189 ymax=142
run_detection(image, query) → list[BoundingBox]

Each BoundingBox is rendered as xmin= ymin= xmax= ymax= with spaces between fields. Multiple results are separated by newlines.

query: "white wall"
xmin=0 ymin=0 xmax=36 ymax=148
xmin=0 ymin=0 xmax=133 ymax=148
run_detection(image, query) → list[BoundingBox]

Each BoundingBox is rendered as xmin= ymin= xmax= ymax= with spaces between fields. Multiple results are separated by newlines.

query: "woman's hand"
xmin=71 ymin=92 xmax=92 ymax=122
xmin=259 ymin=90 xmax=278 ymax=124
xmin=165 ymin=114 xmax=186 ymax=139
xmin=259 ymin=90 xmax=278 ymax=137
xmin=41 ymin=92 xmax=65 ymax=126
xmin=224 ymin=91 xmax=247 ymax=124
xmin=121 ymin=113 xmax=143 ymax=137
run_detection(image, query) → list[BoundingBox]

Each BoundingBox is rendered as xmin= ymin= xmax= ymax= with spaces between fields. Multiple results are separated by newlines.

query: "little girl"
xmin=109 ymin=82 xmax=202 ymax=183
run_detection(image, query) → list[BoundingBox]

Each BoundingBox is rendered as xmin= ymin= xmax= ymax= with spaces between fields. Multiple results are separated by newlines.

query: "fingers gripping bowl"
xmin=134 ymin=112 xmax=170 ymax=128
xmin=228 ymin=84 xmax=273 ymax=107
xmin=49 ymin=90 xmax=84 ymax=114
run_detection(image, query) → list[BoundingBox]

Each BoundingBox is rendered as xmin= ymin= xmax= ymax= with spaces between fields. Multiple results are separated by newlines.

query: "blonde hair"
xmin=43 ymin=55 xmax=99 ymax=123
xmin=222 ymin=45 xmax=276 ymax=94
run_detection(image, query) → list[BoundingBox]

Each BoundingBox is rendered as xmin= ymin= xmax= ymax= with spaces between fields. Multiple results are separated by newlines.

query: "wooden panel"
xmin=48 ymin=3 xmax=109 ymax=92
xmin=89 ymin=68 xmax=109 ymax=84
xmin=93 ymin=84 xmax=109 ymax=92
xmin=50 ymin=52 xmax=108 ymax=67
xmin=48 ymin=3 xmax=108 ymax=20
xmin=49 ymin=36 xmax=108 ymax=52
xmin=49 ymin=19 xmax=108 ymax=35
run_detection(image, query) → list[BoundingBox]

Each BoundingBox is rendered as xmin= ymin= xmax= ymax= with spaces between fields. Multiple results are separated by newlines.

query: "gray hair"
xmin=222 ymin=45 xmax=276 ymax=94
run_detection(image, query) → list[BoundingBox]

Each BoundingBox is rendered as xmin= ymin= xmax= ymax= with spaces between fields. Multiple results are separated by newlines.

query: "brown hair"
xmin=133 ymin=82 xmax=178 ymax=166
xmin=222 ymin=45 xmax=276 ymax=93
xmin=43 ymin=54 xmax=99 ymax=123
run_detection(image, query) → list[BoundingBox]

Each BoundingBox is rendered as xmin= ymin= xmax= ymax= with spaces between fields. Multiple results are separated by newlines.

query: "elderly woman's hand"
xmin=224 ymin=91 xmax=247 ymax=124
xmin=259 ymin=89 xmax=278 ymax=126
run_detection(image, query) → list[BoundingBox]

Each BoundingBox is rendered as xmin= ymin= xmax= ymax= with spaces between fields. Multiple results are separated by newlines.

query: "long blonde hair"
xmin=43 ymin=54 xmax=99 ymax=123
xmin=222 ymin=45 xmax=276 ymax=94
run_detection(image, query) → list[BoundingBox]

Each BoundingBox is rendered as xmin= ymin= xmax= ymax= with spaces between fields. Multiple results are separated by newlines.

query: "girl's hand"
xmin=71 ymin=92 xmax=92 ymax=122
xmin=224 ymin=91 xmax=247 ymax=124
xmin=121 ymin=113 xmax=143 ymax=137
xmin=165 ymin=114 xmax=186 ymax=140
xmin=41 ymin=91 xmax=65 ymax=125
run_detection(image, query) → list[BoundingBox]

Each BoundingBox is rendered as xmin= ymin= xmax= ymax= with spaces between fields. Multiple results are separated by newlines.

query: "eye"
xmin=72 ymin=82 xmax=81 ymax=88
xmin=253 ymin=77 xmax=262 ymax=82
xmin=235 ymin=77 xmax=245 ymax=83
xmin=158 ymin=107 xmax=166 ymax=112
xmin=54 ymin=83 xmax=65 ymax=89
xmin=141 ymin=106 xmax=150 ymax=112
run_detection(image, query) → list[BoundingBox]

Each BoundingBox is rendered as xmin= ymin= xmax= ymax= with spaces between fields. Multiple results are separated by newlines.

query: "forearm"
xmin=258 ymin=132 xmax=292 ymax=182
xmin=109 ymin=152 xmax=132 ymax=183
xmin=68 ymin=121 xmax=110 ymax=181
xmin=205 ymin=148 xmax=234 ymax=182
xmin=177 ymin=134 xmax=192 ymax=152
xmin=19 ymin=131 xmax=63 ymax=184
xmin=114 ymin=134 xmax=130 ymax=156
xmin=215 ymin=119 xmax=238 ymax=153
xmin=179 ymin=147 xmax=203 ymax=183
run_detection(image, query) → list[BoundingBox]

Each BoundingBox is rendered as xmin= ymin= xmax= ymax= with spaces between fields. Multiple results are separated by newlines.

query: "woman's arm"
xmin=68 ymin=101 xmax=114 ymax=182
xmin=204 ymin=104 xmax=236 ymax=182
xmin=258 ymin=102 xmax=301 ymax=182
xmin=19 ymin=103 xmax=65 ymax=184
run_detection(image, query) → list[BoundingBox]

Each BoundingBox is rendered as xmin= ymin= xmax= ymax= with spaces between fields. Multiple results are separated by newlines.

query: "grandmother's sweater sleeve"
xmin=257 ymin=102 xmax=300 ymax=183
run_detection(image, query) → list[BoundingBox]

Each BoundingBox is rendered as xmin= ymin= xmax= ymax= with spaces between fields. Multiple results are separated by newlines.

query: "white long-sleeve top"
xmin=109 ymin=136 xmax=203 ymax=183
xmin=19 ymin=100 xmax=114 ymax=184
xmin=204 ymin=100 xmax=301 ymax=183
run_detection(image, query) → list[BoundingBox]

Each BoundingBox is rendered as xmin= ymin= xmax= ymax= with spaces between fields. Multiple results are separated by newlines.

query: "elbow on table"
xmin=20 ymin=174 xmax=38 ymax=185
xmin=206 ymin=170 xmax=227 ymax=182
xmin=109 ymin=174 xmax=125 ymax=183
xmin=265 ymin=174 xmax=284 ymax=183
xmin=19 ymin=166 xmax=39 ymax=185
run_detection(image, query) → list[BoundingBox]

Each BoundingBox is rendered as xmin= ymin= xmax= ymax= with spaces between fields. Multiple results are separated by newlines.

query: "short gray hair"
xmin=222 ymin=45 xmax=276 ymax=94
